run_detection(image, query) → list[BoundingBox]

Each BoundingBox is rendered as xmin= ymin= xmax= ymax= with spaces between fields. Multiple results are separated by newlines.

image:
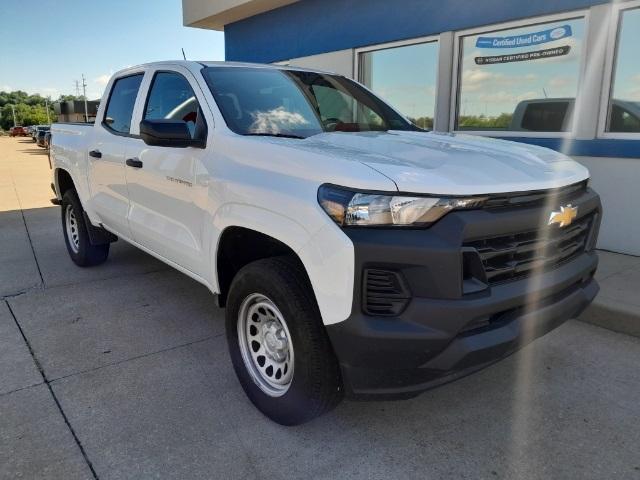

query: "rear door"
xmin=123 ymin=67 xmax=210 ymax=274
xmin=88 ymin=73 xmax=145 ymax=238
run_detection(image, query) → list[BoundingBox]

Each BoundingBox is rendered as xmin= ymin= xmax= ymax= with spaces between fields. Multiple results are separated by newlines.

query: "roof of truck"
xmin=113 ymin=60 xmax=337 ymax=78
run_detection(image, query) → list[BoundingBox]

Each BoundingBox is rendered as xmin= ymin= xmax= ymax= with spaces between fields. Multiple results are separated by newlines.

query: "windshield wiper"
xmin=244 ymin=132 xmax=306 ymax=139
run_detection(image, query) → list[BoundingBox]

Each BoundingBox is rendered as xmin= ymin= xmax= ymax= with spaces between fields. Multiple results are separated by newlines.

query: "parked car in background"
xmin=50 ymin=61 xmax=602 ymax=425
xmin=509 ymin=98 xmax=640 ymax=132
xmin=44 ymin=131 xmax=52 ymax=149
xmin=32 ymin=125 xmax=50 ymax=142
xmin=10 ymin=126 xmax=27 ymax=137
xmin=36 ymin=128 xmax=49 ymax=147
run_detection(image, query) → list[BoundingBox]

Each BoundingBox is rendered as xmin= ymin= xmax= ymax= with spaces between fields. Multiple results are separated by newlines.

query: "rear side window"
xmin=610 ymin=104 xmax=640 ymax=133
xmin=144 ymin=72 xmax=200 ymax=138
xmin=521 ymin=102 xmax=569 ymax=131
xmin=103 ymin=74 xmax=144 ymax=134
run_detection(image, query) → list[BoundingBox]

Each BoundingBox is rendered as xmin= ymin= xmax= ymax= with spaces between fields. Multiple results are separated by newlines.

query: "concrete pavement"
xmin=1 ymin=136 xmax=640 ymax=479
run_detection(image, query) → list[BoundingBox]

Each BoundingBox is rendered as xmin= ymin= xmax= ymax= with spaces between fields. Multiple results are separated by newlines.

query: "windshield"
xmin=202 ymin=66 xmax=419 ymax=138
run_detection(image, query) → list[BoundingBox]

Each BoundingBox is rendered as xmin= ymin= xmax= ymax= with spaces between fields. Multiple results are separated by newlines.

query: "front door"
xmin=124 ymin=69 xmax=209 ymax=275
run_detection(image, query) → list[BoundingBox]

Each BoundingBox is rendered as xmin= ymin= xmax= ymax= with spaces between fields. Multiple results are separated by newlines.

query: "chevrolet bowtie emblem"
xmin=548 ymin=204 xmax=578 ymax=228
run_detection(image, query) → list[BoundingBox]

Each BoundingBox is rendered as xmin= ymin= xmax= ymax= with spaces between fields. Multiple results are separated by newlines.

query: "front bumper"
xmin=326 ymin=188 xmax=601 ymax=399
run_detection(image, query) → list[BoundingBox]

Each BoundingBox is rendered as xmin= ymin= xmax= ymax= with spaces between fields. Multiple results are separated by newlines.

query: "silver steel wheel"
xmin=237 ymin=293 xmax=294 ymax=397
xmin=65 ymin=204 xmax=80 ymax=254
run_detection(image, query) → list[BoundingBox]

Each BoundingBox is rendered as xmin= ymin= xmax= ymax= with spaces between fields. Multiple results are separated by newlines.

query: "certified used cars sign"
xmin=475 ymin=25 xmax=572 ymax=49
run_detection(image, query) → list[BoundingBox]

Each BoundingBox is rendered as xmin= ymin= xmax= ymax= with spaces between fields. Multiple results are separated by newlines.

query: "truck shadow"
xmin=18 ymin=148 xmax=48 ymax=155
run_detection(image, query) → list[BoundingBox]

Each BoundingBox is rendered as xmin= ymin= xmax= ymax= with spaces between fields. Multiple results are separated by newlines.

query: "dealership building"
xmin=183 ymin=0 xmax=640 ymax=255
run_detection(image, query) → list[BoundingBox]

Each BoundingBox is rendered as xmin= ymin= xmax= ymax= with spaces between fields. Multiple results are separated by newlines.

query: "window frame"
xmin=354 ymin=35 xmax=440 ymax=129
xmin=450 ymin=9 xmax=591 ymax=138
xmin=101 ymin=72 xmax=146 ymax=138
xmin=597 ymin=0 xmax=640 ymax=140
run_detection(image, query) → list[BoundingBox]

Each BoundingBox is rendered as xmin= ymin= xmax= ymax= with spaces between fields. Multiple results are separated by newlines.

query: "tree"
xmin=0 ymin=90 xmax=57 ymax=129
xmin=408 ymin=116 xmax=434 ymax=130
xmin=458 ymin=113 xmax=513 ymax=130
xmin=57 ymin=94 xmax=86 ymax=102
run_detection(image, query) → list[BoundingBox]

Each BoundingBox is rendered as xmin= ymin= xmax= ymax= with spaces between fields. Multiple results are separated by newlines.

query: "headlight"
xmin=318 ymin=184 xmax=487 ymax=227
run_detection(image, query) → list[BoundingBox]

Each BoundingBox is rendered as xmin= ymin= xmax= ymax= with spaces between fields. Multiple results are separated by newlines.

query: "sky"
xmin=0 ymin=0 xmax=225 ymax=100
xmin=2 ymin=1 xmax=637 ymax=122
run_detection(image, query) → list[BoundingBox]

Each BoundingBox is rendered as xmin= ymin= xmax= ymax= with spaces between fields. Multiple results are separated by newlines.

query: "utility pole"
xmin=82 ymin=74 xmax=89 ymax=123
xmin=10 ymin=104 xmax=17 ymax=127
xmin=45 ymin=97 xmax=51 ymax=124
xmin=74 ymin=80 xmax=81 ymax=97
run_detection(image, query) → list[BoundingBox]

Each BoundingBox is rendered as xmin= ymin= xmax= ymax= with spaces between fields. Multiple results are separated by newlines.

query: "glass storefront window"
xmin=360 ymin=41 xmax=438 ymax=130
xmin=606 ymin=7 xmax=640 ymax=134
xmin=456 ymin=17 xmax=585 ymax=133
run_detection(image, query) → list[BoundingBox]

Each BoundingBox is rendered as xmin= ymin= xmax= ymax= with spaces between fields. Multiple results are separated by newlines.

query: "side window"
xmin=359 ymin=41 xmax=438 ymax=130
xmin=103 ymin=74 xmax=144 ymax=134
xmin=520 ymin=101 xmax=570 ymax=131
xmin=606 ymin=7 xmax=640 ymax=134
xmin=311 ymin=83 xmax=386 ymax=131
xmin=311 ymin=85 xmax=354 ymax=123
xmin=610 ymin=105 xmax=640 ymax=133
xmin=456 ymin=17 xmax=585 ymax=132
xmin=144 ymin=72 xmax=201 ymax=138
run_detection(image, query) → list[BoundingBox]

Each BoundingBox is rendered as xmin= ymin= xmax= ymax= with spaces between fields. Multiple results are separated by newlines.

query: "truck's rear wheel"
xmin=225 ymin=256 xmax=343 ymax=425
xmin=61 ymin=190 xmax=109 ymax=266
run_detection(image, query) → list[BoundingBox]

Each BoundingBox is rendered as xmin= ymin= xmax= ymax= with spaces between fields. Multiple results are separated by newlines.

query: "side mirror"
xmin=139 ymin=119 xmax=205 ymax=148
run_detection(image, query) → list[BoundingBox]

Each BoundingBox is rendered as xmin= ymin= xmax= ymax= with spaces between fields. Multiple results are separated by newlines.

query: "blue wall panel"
xmin=496 ymin=138 xmax=640 ymax=159
xmin=225 ymin=0 xmax=609 ymax=63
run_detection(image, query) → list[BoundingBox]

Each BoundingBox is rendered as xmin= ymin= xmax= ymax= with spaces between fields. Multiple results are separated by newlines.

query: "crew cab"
xmin=50 ymin=61 xmax=601 ymax=425
xmin=510 ymin=98 xmax=640 ymax=133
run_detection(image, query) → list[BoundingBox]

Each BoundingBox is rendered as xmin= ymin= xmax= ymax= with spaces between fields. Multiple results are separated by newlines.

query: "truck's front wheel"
xmin=225 ymin=256 xmax=343 ymax=425
xmin=61 ymin=190 xmax=109 ymax=267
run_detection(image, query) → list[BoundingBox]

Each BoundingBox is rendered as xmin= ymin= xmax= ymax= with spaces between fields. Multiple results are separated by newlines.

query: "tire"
xmin=61 ymin=189 xmax=110 ymax=267
xmin=226 ymin=256 xmax=343 ymax=425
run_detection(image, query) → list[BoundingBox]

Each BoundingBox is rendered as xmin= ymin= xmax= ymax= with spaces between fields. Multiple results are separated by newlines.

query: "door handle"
xmin=89 ymin=149 xmax=102 ymax=158
xmin=126 ymin=158 xmax=143 ymax=168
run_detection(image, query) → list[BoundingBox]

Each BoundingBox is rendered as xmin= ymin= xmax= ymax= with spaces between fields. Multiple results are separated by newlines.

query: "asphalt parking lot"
xmin=1 ymin=136 xmax=640 ymax=480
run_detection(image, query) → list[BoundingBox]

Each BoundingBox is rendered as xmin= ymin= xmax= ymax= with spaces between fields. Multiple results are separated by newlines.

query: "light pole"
xmin=45 ymin=97 xmax=51 ymax=124
xmin=82 ymin=74 xmax=89 ymax=123
xmin=10 ymin=104 xmax=17 ymax=127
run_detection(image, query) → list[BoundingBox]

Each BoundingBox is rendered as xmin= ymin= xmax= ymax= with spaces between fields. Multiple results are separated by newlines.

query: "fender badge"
xmin=548 ymin=204 xmax=578 ymax=228
xmin=166 ymin=176 xmax=193 ymax=188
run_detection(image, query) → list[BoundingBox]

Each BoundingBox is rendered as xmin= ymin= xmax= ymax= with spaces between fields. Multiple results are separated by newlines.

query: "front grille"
xmin=484 ymin=181 xmax=587 ymax=209
xmin=362 ymin=269 xmax=410 ymax=316
xmin=465 ymin=213 xmax=594 ymax=285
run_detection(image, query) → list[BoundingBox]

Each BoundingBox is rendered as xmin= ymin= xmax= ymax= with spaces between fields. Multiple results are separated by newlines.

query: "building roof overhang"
xmin=182 ymin=0 xmax=298 ymax=30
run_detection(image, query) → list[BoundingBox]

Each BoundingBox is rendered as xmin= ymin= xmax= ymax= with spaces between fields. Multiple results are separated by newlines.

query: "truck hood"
xmin=298 ymin=131 xmax=589 ymax=195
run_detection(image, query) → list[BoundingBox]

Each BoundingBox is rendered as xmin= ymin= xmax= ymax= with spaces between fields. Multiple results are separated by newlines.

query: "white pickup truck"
xmin=50 ymin=61 xmax=601 ymax=425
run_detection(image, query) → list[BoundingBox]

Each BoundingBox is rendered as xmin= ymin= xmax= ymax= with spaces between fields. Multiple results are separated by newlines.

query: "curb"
xmin=578 ymin=299 xmax=640 ymax=338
